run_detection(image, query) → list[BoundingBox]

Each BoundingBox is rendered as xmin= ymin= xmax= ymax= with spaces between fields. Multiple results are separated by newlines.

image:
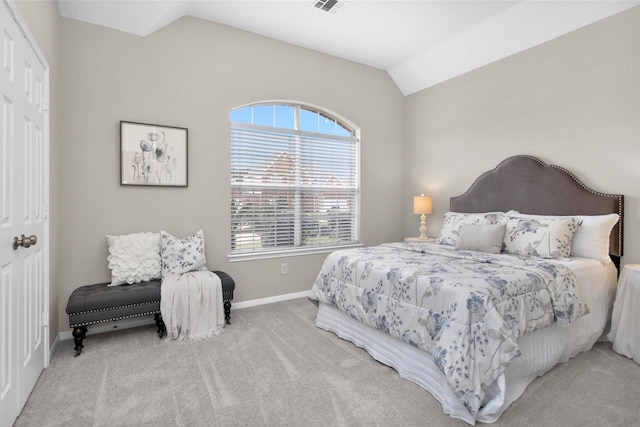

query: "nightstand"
xmin=404 ymin=237 xmax=435 ymax=242
xmin=608 ymin=264 xmax=640 ymax=364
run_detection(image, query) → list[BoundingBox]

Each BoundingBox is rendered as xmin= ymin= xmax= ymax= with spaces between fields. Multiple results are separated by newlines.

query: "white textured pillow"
xmin=435 ymin=211 xmax=506 ymax=246
xmin=502 ymin=216 xmax=582 ymax=259
xmin=570 ymin=214 xmax=619 ymax=263
xmin=455 ymin=223 xmax=506 ymax=254
xmin=160 ymin=229 xmax=207 ymax=278
xmin=107 ymin=232 xmax=161 ymax=286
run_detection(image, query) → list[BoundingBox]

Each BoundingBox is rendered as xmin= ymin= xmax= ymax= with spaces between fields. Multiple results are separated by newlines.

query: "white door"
xmin=0 ymin=1 xmax=49 ymax=426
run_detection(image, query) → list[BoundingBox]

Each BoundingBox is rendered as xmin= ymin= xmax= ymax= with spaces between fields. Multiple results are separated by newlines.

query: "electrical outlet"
xmin=281 ymin=263 xmax=288 ymax=275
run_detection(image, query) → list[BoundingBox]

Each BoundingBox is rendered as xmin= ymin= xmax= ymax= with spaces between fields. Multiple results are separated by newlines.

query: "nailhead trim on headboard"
xmin=450 ymin=154 xmax=624 ymax=257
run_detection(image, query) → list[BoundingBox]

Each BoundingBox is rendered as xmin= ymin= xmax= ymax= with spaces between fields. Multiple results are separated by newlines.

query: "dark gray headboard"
xmin=450 ymin=155 xmax=624 ymax=258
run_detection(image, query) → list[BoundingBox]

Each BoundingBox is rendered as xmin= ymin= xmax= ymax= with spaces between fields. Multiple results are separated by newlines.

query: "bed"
xmin=309 ymin=155 xmax=623 ymax=425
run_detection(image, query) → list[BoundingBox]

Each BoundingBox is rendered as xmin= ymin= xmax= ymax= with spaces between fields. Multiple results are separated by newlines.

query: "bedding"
xmin=309 ymin=241 xmax=587 ymax=417
xmin=315 ymin=254 xmax=616 ymax=424
xmin=309 ymin=155 xmax=623 ymax=424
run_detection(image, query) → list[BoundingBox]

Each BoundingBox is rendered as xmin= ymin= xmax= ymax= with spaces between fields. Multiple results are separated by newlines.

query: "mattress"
xmin=314 ymin=257 xmax=617 ymax=425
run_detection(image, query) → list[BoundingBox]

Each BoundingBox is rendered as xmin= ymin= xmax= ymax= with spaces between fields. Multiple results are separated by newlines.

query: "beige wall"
xmin=404 ymin=6 xmax=640 ymax=268
xmin=19 ymin=7 xmax=405 ymax=335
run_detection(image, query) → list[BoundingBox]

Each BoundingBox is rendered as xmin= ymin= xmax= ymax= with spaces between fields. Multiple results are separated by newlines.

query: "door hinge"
xmin=42 ymin=312 xmax=49 ymax=327
xmin=43 ymin=97 xmax=49 ymax=112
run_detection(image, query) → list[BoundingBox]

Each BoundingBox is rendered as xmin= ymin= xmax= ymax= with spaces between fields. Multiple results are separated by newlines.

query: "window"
xmin=230 ymin=102 xmax=360 ymax=259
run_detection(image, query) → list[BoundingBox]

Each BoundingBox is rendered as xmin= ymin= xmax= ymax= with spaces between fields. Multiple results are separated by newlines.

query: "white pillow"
xmin=435 ymin=211 xmax=516 ymax=246
xmin=570 ymin=214 xmax=619 ymax=263
xmin=502 ymin=216 xmax=582 ymax=259
xmin=107 ymin=232 xmax=161 ymax=286
xmin=160 ymin=229 xmax=207 ymax=278
xmin=455 ymin=223 xmax=506 ymax=254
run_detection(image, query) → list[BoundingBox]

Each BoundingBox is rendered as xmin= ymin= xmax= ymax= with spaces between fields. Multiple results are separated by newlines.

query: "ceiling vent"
xmin=312 ymin=0 xmax=346 ymax=14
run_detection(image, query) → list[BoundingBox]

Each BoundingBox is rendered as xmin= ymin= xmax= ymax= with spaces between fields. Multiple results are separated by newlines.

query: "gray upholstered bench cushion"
xmin=66 ymin=280 xmax=162 ymax=327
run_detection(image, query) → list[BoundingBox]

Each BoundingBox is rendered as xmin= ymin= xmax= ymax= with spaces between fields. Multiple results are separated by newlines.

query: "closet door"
xmin=0 ymin=2 xmax=49 ymax=426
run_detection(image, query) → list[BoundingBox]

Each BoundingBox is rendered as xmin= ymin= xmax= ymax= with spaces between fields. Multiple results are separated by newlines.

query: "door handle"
xmin=13 ymin=234 xmax=37 ymax=250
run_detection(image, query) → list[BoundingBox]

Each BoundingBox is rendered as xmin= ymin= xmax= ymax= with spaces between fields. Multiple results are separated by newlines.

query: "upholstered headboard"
xmin=450 ymin=155 xmax=624 ymax=259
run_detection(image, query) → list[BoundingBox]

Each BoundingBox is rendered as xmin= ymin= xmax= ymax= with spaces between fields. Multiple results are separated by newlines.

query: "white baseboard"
xmin=49 ymin=333 xmax=60 ymax=362
xmin=56 ymin=290 xmax=312 ymax=343
xmin=231 ymin=290 xmax=311 ymax=309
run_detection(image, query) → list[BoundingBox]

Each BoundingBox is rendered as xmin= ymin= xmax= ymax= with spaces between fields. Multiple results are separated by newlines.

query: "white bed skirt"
xmin=314 ymin=260 xmax=617 ymax=425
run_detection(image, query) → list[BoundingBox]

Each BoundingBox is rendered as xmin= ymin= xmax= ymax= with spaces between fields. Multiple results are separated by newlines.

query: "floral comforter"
xmin=309 ymin=242 xmax=586 ymax=417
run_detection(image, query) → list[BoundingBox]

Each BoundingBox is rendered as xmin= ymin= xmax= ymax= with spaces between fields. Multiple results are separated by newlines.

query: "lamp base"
xmin=417 ymin=214 xmax=428 ymax=240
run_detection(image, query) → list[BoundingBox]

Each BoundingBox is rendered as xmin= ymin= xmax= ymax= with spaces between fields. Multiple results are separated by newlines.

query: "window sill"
xmin=228 ymin=243 xmax=363 ymax=262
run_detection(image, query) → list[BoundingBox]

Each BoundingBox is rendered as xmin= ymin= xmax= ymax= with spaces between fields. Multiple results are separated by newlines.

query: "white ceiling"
xmin=56 ymin=1 xmax=640 ymax=95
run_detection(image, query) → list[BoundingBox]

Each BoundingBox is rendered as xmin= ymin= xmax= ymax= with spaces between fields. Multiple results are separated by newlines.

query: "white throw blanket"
xmin=160 ymin=270 xmax=225 ymax=340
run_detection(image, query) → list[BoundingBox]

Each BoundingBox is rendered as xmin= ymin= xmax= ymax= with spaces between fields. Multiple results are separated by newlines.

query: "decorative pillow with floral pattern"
xmin=500 ymin=216 xmax=582 ymax=259
xmin=160 ymin=229 xmax=207 ymax=278
xmin=107 ymin=232 xmax=161 ymax=286
xmin=504 ymin=212 xmax=618 ymax=263
xmin=435 ymin=212 xmax=503 ymax=246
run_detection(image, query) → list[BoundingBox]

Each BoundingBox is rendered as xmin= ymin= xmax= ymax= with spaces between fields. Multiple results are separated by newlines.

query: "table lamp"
xmin=413 ymin=194 xmax=433 ymax=240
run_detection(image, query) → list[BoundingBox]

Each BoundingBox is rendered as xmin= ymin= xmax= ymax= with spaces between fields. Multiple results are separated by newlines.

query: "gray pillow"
xmin=455 ymin=223 xmax=506 ymax=254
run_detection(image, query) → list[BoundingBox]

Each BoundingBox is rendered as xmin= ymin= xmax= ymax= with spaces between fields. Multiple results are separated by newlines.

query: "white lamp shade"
xmin=413 ymin=195 xmax=433 ymax=215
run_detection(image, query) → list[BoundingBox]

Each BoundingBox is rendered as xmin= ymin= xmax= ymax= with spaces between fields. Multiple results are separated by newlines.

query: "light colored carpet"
xmin=15 ymin=298 xmax=640 ymax=426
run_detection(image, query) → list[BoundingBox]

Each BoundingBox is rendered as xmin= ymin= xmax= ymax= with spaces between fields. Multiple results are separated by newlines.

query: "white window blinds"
xmin=231 ymin=122 xmax=359 ymax=255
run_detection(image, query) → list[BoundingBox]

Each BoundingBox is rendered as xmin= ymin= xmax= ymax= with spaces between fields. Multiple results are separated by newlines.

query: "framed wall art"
xmin=120 ymin=121 xmax=188 ymax=187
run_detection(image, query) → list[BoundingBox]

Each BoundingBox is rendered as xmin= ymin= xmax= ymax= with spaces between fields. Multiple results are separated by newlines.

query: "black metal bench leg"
xmin=224 ymin=300 xmax=232 ymax=325
xmin=72 ymin=326 xmax=87 ymax=357
xmin=154 ymin=313 xmax=166 ymax=339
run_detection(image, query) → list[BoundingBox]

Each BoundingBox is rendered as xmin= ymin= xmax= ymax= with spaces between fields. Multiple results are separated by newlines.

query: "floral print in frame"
xmin=120 ymin=121 xmax=188 ymax=187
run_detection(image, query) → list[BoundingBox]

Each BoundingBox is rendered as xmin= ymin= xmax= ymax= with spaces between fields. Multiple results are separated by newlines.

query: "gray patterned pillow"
xmin=504 ymin=212 xmax=618 ymax=263
xmin=501 ymin=217 xmax=582 ymax=259
xmin=435 ymin=212 xmax=501 ymax=246
xmin=160 ymin=229 xmax=207 ymax=278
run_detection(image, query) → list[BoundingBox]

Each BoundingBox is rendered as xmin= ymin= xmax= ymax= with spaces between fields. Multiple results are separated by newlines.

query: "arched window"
xmin=230 ymin=102 xmax=360 ymax=259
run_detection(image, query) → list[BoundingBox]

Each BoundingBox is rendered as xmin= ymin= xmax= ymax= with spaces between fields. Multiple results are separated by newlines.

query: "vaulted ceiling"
xmin=57 ymin=1 xmax=640 ymax=95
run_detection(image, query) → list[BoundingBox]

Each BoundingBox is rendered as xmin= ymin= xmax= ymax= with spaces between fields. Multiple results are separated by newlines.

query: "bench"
xmin=66 ymin=270 xmax=235 ymax=356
